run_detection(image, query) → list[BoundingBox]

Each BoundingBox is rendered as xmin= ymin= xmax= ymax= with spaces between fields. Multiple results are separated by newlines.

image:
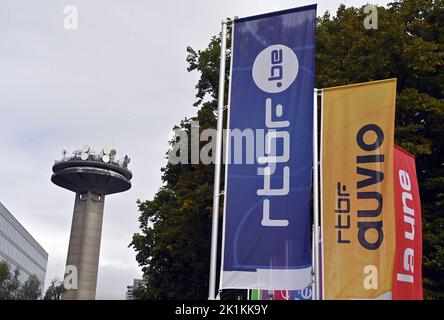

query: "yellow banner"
xmin=321 ymin=79 xmax=397 ymax=299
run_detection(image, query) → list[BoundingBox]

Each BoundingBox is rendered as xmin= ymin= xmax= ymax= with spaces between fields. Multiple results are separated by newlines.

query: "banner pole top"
xmin=315 ymin=88 xmax=323 ymax=95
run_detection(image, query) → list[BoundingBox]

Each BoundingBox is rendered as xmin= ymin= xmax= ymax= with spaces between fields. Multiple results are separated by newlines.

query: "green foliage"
xmin=0 ymin=261 xmax=42 ymax=300
xmin=43 ymin=278 xmax=65 ymax=300
xmin=131 ymin=0 xmax=444 ymax=299
xmin=131 ymin=125 xmax=217 ymax=299
xmin=186 ymin=21 xmax=232 ymax=109
xmin=18 ymin=274 xmax=42 ymax=300
xmin=130 ymin=27 xmax=233 ymax=300
xmin=0 ymin=261 xmax=20 ymax=300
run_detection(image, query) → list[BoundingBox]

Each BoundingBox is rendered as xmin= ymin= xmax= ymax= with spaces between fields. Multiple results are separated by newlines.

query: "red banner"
xmin=273 ymin=290 xmax=288 ymax=300
xmin=393 ymin=146 xmax=423 ymax=299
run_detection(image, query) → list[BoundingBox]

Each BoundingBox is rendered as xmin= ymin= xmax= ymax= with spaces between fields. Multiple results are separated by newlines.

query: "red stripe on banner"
xmin=393 ymin=146 xmax=423 ymax=300
xmin=273 ymin=290 xmax=288 ymax=300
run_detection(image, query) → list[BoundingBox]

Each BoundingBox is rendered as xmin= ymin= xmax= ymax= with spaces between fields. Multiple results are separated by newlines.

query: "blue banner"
xmin=221 ymin=5 xmax=317 ymax=290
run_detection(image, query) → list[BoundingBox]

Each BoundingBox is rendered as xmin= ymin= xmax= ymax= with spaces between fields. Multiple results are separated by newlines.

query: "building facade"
xmin=0 ymin=202 xmax=48 ymax=287
xmin=126 ymin=279 xmax=144 ymax=300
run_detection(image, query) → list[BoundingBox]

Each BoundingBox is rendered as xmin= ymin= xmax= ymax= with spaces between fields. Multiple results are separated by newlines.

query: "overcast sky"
xmin=0 ymin=0 xmax=392 ymax=299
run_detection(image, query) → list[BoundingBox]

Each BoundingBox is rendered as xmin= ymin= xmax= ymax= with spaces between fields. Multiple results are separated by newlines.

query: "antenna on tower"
xmin=123 ymin=155 xmax=131 ymax=168
xmin=80 ymin=145 xmax=90 ymax=161
xmin=102 ymin=147 xmax=111 ymax=163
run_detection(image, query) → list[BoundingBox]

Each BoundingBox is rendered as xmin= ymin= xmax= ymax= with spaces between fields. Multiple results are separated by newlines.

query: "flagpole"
xmin=208 ymin=19 xmax=228 ymax=300
xmin=319 ymin=88 xmax=324 ymax=300
xmin=313 ymin=89 xmax=320 ymax=300
xmin=217 ymin=18 xmax=235 ymax=300
xmin=311 ymin=223 xmax=315 ymax=300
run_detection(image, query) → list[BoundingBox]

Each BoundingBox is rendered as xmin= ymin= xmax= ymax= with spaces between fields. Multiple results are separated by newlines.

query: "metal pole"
xmin=218 ymin=18 xmax=235 ymax=300
xmin=313 ymin=89 xmax=320 ymax=300
xmin=319 ymin=88 xmax=325 ymax=300
xmin=311 ymin=223 xmax=315 ymax=300
xmin=208 ymin=19 xmax=228 ymax=300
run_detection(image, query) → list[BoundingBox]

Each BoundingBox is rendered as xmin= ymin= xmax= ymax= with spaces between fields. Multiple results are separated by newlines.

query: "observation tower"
xmin=51 ymin=146 xmax=132 ymax=300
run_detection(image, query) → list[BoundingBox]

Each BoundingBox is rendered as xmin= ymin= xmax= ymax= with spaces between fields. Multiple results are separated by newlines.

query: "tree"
xmin=130 ymin=32 xmax=230 ymax=300
xmin=18 ymin=275 xmax=41 ymax=300
xmin=43 ymin=278 xmax=65 ymax=300
xmin=0 ymin=261 xmax=21 ymax=300
xmin=131 ymin=0 xmax=444 ymax=299
xmin=0 ymin=261 xmax=42 ymax=300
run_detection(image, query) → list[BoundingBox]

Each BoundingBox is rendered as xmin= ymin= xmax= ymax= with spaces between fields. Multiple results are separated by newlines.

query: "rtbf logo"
xmin=252 ymin=44 xmax=299 ymax=93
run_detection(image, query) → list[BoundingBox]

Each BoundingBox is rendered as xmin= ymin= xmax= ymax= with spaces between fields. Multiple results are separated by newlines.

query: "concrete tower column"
xmin=63 ymin=191 xmax=105 ymax=300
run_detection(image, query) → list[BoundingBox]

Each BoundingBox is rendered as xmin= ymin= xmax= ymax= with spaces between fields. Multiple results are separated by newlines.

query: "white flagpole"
xmin=313 ymin=89 xmax=320 ymax=300
xmin=311 ymin=223 xmax=315 ymax=300
xmin=319 ymin=88 xmax=325 ymax=300
xmin=208 ymin=19 xmax=228 ymax=300
xmin=217 ymin=18 xmax=235 ymax=300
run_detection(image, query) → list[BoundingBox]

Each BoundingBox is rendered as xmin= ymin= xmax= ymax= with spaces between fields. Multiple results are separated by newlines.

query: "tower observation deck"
xmin=51 ymin=146 xmax=132 ymax=300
